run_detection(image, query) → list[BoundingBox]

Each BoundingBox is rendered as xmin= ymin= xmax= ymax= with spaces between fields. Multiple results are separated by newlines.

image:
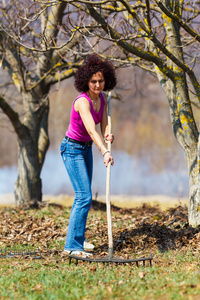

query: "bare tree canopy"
xmin=58 ymin=0 xmax=200 ymax=226
xmin=1 ymin=0 xmax=200 ymax=226
xmin=89 ymin=0 xmax=200 ymax=226
xmin=0 ymin=0 xmax=93 ymax=208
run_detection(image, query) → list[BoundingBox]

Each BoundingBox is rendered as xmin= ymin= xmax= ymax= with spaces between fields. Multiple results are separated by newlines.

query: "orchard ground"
xmin=0 ymin=194 xmax=200 ymax=300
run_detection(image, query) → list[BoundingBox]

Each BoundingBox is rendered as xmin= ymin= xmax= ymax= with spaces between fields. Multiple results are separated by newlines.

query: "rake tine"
xmin=149 ymin=254 xmax=153 ymax=266
xmin=68 ymin=254 xmax=153 ymax=266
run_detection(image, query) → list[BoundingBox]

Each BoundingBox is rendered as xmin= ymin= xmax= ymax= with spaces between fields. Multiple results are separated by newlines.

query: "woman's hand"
xmin=103 ymin=151 xmax=114 ymax=167
xmin=104 ymin=134 xmax=114 ymax=144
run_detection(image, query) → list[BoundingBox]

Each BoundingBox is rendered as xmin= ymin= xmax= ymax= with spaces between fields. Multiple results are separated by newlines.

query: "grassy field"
xmin=0 ymin=199 xmax=200 ymax=300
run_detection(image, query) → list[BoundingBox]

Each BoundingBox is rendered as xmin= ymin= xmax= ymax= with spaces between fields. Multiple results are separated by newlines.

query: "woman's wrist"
xmin=99 ymin=142 xmax=107 ymax=155
xmin=103 ymin=150 xmax=110 ymax=157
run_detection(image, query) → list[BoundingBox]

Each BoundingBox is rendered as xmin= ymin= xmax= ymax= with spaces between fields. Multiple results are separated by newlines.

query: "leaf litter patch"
xmin=0 ymin=201 xmax=200 ymax=262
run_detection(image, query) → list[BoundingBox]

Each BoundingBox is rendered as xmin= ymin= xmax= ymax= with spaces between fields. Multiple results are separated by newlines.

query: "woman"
xmin=60 ymin=54 xmax=117 ymax=257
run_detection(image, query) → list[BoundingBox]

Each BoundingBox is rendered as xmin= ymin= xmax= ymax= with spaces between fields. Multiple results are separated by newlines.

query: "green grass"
xmin=0 ymin=205 xmax=200 ymax=299
xmin=1 ymin=255 xmax=200 ymax=300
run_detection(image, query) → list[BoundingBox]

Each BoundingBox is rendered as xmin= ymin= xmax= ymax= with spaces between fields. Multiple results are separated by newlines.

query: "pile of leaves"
xmin=90 ymin=202 xmax=200 ymax=258
xmin=0 ymin=205 xmax=66 ymax=248
xmin=0 ymin=201 xmax=200 ymax=260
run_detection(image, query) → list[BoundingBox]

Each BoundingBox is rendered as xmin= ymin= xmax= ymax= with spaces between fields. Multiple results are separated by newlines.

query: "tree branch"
xmin=2 ymin=47 xmax=24 ymax=93
xmin=0 ymin=95 xmax=25 ymax=139
xmin=0 ymin=24 xmax=80 ymax=53
xmin=145 ymin=0 xmax=151 ymax=30
xmin=85 ymin=3 xmax=175 ymax=81
xmin=155 ymin=0 xmax=200 ymax=43
xmin=45 ymin=68 xmax=76 ymax=85
xmin=29 ymin=61 xmax=81 ymax=90
xmin=118 ymin=0 xmax=195 ymax=76
xmin=44 ymin=1 xmax=67 ymax=47
xmin=38 ymin=105 xmax=49 ymax=172
xmin=51 ymin=29 xmax=90 ymax=62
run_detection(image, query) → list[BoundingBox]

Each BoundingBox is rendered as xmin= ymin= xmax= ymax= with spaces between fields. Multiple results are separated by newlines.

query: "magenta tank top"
xmin=66 ymin=92 xmax=105 ymax=142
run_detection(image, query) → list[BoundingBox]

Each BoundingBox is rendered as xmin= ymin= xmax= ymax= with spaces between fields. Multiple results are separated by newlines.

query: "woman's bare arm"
xmin=75 ymin=97 xmax=114 ymax=166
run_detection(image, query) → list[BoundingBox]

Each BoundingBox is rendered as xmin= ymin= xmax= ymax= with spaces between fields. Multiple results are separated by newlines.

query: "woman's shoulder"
xmin=74 ymin=92 xmax=89 ymax=101
xmin=74 ymin=93 xmax=90 ymax=112
xmin=74 ymin=93 xmax=90 ymax=103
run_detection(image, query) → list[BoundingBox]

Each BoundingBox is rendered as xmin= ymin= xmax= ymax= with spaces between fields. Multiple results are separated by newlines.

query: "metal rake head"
xmin=0 ymin=248 xmax=43 ymax=259
xmin=69 ymin=253 xmax=153 ymax=266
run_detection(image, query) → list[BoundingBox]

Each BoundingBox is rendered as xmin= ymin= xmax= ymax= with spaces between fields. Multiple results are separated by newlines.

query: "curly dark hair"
xmin=74 ymin=54 xmax=117 ymax=92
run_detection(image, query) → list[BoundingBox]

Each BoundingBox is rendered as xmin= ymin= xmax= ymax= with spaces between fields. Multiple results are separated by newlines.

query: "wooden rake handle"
xmin=106 ymin=91 xmax=113 ymax=259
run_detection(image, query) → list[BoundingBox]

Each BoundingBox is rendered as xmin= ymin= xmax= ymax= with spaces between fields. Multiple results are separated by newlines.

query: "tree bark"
xmin=156 ymin=69 xmax=200 ymax=226
xmin=15 ymin=137 xmax=42 ymax=208
xmin=14 ymin=92 xmax=49 ymax=208
xmin=161 ymin=2 xmax=200 ymax=226
xmin=187 ymin=147 xmax=200 ymax=227
xmin=0 ymin=1 xmax=80 ymax=208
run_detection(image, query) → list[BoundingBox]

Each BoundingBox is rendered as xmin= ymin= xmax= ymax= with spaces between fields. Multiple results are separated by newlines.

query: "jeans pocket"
xmin=60 ymin=144 xmax=66 ymax=155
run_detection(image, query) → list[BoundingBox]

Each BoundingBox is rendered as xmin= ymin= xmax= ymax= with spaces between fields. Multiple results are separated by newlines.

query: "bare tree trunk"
xmin=14 ymin=93 xmax=49 ymax=208
xmin=167 ymin=80 xmax=200 ymax=227
xmin=0 ymin=1 xmax=80 ymax=208
xmin=186 ymin=147 xmax=200 ymax=227
xmin=156 ymin=69 xmax=200 ymax=226
xmin=15 ymin=137 xmax=42 ymax=208
xmin=152 ymin=2 xmax=200 ymax=226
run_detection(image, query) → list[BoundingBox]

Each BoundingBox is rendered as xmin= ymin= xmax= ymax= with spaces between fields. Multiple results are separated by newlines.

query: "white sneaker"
xmin=84 ymin=241 xmax=95 ymax=250
xmin=64 ymin=250 xmax=93 ymax=257
xmin=63 ymin=250 xmax=71 ymax=254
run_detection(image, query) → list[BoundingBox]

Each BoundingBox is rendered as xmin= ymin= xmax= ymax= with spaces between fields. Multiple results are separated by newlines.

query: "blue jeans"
xmin=60 ymin=137 xmax=93 ymax=251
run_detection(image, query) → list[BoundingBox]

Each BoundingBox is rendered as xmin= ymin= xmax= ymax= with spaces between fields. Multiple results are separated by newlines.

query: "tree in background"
xmin=65 ymin=0 xmax=200 ymax=226
xmin=0 ymin=0 xmax=88 ymax=207
xmin=2 ymin=0 xmax=200 ymax=227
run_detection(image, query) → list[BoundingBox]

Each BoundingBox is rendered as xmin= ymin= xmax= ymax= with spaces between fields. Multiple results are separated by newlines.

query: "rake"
xmin=0 ymin=247 xmax=43 ymax=259
xmin=69 ymin=91 xmax=153 ymax=266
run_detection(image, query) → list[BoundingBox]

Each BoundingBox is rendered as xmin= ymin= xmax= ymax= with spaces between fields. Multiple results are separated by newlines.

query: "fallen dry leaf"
xmin=138 ymin=271 xmax=146 ymax=279
xmin=0 ymin=202 xmax=199 ymax=262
